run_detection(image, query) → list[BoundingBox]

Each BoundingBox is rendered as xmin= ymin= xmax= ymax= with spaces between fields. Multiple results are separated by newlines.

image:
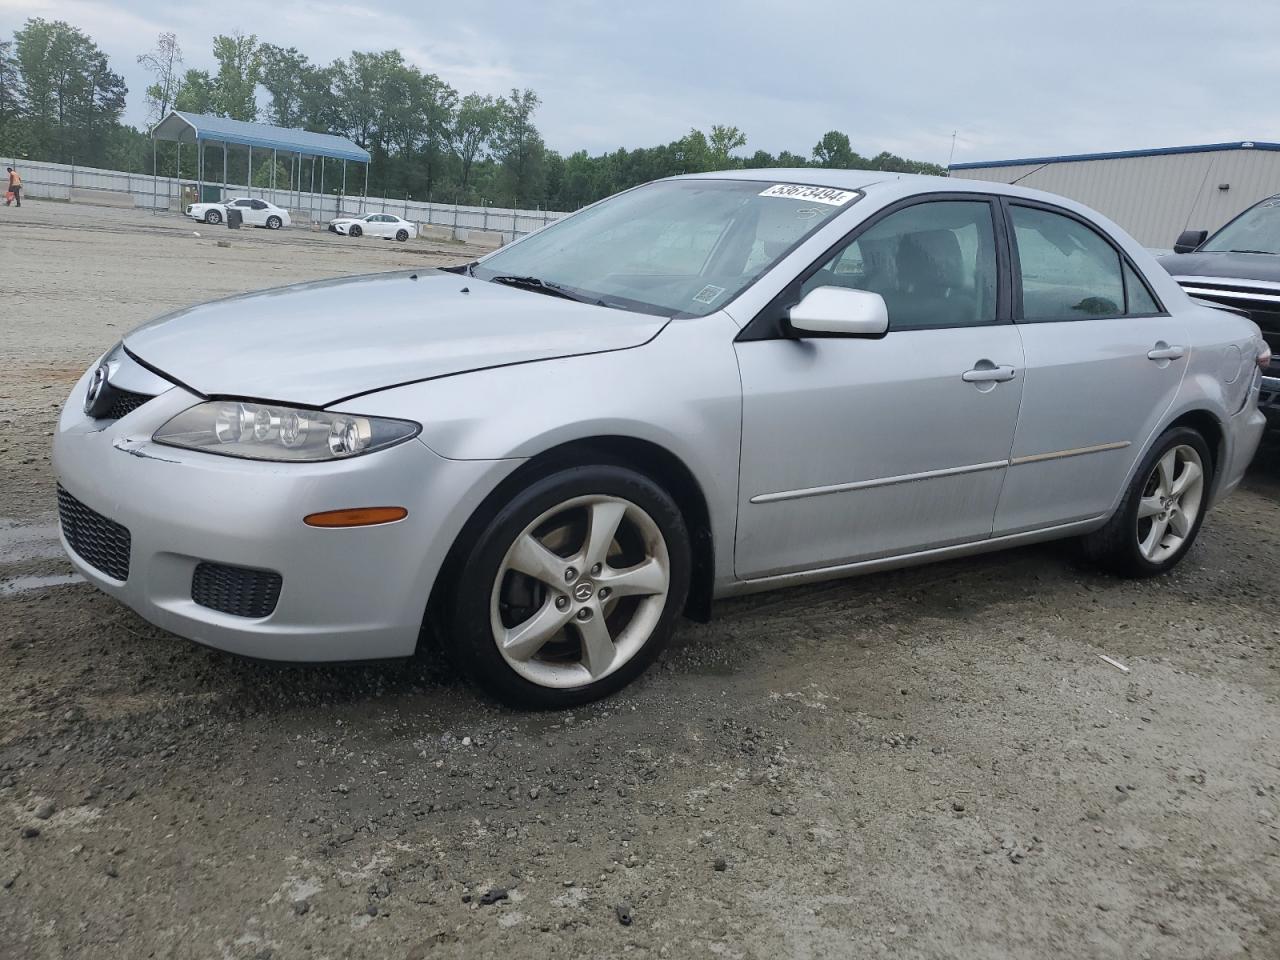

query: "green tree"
xmin=672 ymin=128 xmax=713 ymax=174
xmin=709 ymin=124 xmax=747 ymax=165
xmin=452 ymin=93 xmax=499 ymax=193
xmin=332 ymin=50 xmax=404 ymax=150
xmin=812 ymin=130 xmax=859 ymax=168
xmin=137 ymin=31 xmax=182 ymax=124
xmin=258 ymin=44 xmax=310 ymax=127
xmin=491 ymin=88 xmax=545 ymax=204
xmin=174 ymin=69 xmax=216 ymax=114
xmin=258 ymin=44 xmax=337 ymax=132
xmin=210 ymin=32 xmax=260 ymax=120
xmin=13 ymin=18 xmax=126 ymax=165
xmin=0 ymin=40 xmax=20 ymax=134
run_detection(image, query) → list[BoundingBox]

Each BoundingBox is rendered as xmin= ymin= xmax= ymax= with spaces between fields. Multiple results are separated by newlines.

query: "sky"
xmin=5 ymin=0 xmax=1280 ymax=167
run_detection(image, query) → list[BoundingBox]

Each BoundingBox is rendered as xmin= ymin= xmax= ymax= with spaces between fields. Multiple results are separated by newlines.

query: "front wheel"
xmin=396 ymin=229 xmax=409 ymax=242
xmin=1080 ymin=426 xmax=1212 ymax=577
xmin=446 ymin=465 xmax=691 ymax=708
xmin=349 ymin=224 xmax=362 ymax=238
xmin=205 ymin=210 xmax=222 ymax=225
xmin=266 ymin=215 xmax=282 ymax=230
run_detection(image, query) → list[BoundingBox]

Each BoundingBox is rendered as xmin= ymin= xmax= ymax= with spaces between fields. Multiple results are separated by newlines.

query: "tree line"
xmin=0 ymin=18 xmax=946 ymax=212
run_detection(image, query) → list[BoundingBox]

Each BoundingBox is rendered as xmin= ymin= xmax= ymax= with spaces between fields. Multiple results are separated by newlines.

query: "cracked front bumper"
xmin=53 ymin=368 xmax=519 ymax=661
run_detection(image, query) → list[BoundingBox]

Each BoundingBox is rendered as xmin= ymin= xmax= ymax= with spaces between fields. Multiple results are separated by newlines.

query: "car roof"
xmin=667 ymin=168 xmax=1120 ymax=219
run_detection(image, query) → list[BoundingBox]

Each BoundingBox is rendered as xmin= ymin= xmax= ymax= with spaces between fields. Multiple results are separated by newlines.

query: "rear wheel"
xmin=396 ymin=229 xmax=409 ymax=242
xmin=266 ymin=215 xmax=282 ymax=230
xmin=205 ymin=210 xmax=222 ymax=225
xmin=445 ymin=465 xmax=691 ymax=708
xmin=1080 ymin=426 xmax=1212 ymax=577
xmin=349 ymin=224 xmax=362 ymax=237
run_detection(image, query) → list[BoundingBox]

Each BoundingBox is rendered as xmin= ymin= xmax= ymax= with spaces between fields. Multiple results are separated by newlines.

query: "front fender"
xmin=341 ymin=314 xmax=744 ymax=585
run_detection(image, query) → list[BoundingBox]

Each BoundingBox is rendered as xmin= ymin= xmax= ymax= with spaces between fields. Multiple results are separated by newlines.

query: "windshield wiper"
xmin=488 ymin=274 xmax=602 ymax=305
xmin=1225 ymin=249 xmax=1277 ymax=255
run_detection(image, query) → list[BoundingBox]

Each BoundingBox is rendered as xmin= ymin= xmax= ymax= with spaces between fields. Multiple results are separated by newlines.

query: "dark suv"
xmin=1160 ymin=196 xmax=1280 ymax=426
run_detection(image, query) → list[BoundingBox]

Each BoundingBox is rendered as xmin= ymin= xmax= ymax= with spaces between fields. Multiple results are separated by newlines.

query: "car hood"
xmin=124 ymin=270 xmax=669 ymax=407
xmin=1158 ymin=250 xmax=1280 ymax=283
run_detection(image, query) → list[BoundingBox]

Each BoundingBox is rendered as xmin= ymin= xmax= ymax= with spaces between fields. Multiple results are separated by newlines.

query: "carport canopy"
xmin=151 ymin=111 xmax=370 ymax=163
xmin=149 ymin=110 xmax=371 ymax=217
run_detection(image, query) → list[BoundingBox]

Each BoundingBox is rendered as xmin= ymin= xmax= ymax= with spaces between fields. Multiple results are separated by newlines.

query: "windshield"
xmin=472 ymin=179 xmax=860 ymax=316
xmin=1201 ymin=196 xmax=1280 ymax=254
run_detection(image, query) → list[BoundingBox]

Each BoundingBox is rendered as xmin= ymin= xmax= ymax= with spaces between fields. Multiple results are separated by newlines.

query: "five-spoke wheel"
xmin=491 ymin=495 xmax=671 ymax=689
xmin=445 ymin=464 xmax=690 ymax=707
xmin=1081 ymin=426 xmax=1213 ymax=577
xmin=1136 ymin=443 xmax=1205 ymax=564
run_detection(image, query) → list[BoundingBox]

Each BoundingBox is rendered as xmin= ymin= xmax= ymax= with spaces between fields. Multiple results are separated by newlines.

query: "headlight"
xmin=152 ymin=401 xmax=420 ymax=462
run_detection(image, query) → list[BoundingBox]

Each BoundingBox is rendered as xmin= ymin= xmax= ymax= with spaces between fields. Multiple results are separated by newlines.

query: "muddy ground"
xmin=1 ymin=199 xmax=1278 ymax=960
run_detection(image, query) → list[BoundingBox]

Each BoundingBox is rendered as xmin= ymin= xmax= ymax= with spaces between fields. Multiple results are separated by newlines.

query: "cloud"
xmin=7 ymin=0 xmax=1280 ymax=165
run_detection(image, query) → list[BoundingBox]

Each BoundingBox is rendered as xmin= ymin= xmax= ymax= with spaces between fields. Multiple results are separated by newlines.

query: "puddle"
xmin=0 ymin=573 xmax=84 ymax=597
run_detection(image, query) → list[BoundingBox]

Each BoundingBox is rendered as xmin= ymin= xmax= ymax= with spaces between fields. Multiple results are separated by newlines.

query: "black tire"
xmin=1079 ymin=426 xmax=1213 ymax=577
xmin=205 ymin=210 xmax=222 ymax=225
xmin=445 ymin=464 xmax=691 ymax=708
xmin=349 ymin=225 xmax=362 ymax=238
xmin=266 ymin=215 xmax=282 ymax=230
xmin=396 ymin=229 xmax=409 ymax=242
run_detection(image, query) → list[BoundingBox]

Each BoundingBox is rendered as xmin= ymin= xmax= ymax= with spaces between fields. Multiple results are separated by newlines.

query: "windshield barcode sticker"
xmin=692 ymin=284 xmax=726 ymax=305
xmin=759 ymin=184 xmax=857 ymax=206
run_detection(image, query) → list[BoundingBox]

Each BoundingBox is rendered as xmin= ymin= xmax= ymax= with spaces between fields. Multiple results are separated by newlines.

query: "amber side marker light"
xmin=304 ymin=507 xmax=409 ymax=528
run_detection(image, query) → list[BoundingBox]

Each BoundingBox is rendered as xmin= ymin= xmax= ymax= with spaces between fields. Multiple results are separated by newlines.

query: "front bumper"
xmin=53 ymin=369 xmax=520 ymax=661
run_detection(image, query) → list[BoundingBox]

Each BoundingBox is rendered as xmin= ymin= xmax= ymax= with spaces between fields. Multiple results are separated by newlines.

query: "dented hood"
xmin=124 ymin=270 xmax=668 ymax=407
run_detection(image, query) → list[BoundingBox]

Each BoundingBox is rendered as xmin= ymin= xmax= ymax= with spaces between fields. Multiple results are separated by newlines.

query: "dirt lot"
xmin=1 ymin=199 xmax=1279 ymax=960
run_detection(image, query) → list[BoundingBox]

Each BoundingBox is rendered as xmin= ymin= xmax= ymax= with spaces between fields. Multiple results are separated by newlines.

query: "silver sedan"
xmin=55 ymin=171 xmax=1270 ymax=706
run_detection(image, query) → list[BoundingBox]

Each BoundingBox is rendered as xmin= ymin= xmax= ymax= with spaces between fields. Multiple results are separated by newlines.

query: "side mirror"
xmin=788 ymin=286 xmax=889 ymax=337
xmin=1173 ymin=229 xmax=1207 ymax=254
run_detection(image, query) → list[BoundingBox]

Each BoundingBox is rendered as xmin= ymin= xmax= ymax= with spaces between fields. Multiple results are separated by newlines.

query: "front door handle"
xmin=1147 ymin=343 xmax=1186 ymax=361
xmin=962 ymin=364 xmax=1017 ymax=383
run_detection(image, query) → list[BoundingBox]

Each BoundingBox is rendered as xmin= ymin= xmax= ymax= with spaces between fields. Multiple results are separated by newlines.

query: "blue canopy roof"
xmin=151 ymin=111 xmax=370 ymax=164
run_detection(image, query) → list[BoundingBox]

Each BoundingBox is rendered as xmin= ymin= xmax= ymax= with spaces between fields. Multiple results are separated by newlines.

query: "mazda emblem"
xmin=573 ymin=581 xmax=594 ymax=602
xmin=84 ymin=364 xmax=109 ymax=415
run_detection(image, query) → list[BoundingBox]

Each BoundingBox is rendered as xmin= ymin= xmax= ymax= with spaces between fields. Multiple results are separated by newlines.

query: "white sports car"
xmin=185 ymin=197 xmax=291 ymax=230
xmin=329 ymin=213 xmax=417 ymax=241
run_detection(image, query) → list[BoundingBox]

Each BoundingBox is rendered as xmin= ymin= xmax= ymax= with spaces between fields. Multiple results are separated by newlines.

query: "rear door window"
xmin=1124 ymin=263 xmax=1160 ymax=314
xmin=1011 ymin=206 xmax=1125 ymax=321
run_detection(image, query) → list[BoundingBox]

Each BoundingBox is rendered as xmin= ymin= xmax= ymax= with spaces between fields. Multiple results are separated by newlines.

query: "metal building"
xmin=949 ymin=141 xmax=1280 ymax=249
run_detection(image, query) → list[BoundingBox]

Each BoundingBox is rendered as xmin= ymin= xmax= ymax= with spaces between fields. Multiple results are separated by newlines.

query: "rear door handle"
xmin=962 ymin=364 xmax=1017 ymax=383
xmin=1147 ymin=343 xmax=1186 ymax=361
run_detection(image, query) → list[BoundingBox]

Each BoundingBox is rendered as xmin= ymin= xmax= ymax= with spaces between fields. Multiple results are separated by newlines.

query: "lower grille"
xmin=57 ymin=485 xmax=131 ymax=581
xmin=192 ymin=562 xmax=282 ymax=618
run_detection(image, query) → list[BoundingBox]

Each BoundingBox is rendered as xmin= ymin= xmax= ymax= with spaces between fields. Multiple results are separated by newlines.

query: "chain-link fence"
xmin=4 ymin=156 xmax=568 ymax=239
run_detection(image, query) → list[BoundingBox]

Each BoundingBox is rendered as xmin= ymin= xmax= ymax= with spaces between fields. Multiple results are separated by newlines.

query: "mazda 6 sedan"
xmin=56 ymin=170 xmax=1270 ymax=707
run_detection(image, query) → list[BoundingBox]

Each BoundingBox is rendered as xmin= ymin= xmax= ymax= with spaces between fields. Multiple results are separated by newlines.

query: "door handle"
xmin=1147 ymin=343 xmax=1186 ymax=361
xmin=962 ymin=364 xmax=1017 ymax=383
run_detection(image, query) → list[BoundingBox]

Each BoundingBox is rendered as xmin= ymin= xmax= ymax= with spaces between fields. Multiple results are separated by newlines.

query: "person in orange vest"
xmin=6 ymin=167 xmax=21 ymax=207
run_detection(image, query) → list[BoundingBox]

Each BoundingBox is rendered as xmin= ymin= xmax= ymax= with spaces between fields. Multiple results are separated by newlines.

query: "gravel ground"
xmin=1 ymin=199 xmax=1278 ymax=960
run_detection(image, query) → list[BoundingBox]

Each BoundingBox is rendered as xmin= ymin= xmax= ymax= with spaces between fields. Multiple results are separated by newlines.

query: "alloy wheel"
xmin=1136 ymin=444 xmax=1205 ymax=563
xmin=489 ymin=495 xmax=671 ymax=689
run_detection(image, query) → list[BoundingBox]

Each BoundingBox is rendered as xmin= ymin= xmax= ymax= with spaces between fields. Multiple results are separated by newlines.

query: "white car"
xmin=185 ymin=197 xmax=291 ymax=230
xmin=329 ymin=213 xmax=417 ymax=241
